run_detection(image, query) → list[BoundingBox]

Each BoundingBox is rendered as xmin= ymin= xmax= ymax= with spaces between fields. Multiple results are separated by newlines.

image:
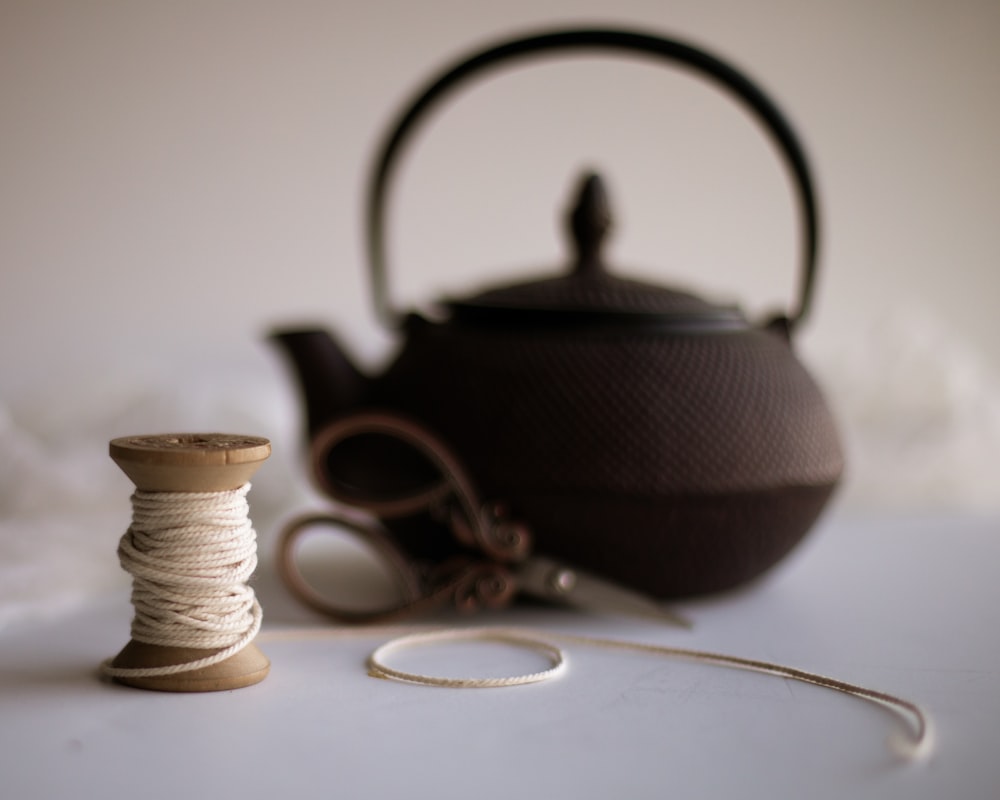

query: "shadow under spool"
xmin=107 ymin=433 xmax=272 ymax=692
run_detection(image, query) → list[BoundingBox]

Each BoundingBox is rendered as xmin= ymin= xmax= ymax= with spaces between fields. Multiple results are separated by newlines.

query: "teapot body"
xmin=275 ymin=26 xmax=846 ymax=599
xmin=363 ymin=314 xmax=842 ymax=597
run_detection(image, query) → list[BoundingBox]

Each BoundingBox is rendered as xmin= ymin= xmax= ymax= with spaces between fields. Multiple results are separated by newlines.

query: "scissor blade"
xmin=516 ymin=557 xmax=691 ymax=628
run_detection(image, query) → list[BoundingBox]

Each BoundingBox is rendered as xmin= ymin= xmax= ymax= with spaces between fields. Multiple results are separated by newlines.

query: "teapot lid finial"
xmin=446 ymin=170 xmax=746 ymax=330
xmin=569 ymin=171 xmax=612 ymax=273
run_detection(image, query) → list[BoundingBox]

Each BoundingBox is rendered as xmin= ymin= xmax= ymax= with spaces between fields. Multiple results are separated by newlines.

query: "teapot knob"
xmin=569 ymin=171 xmax=613 ymax=273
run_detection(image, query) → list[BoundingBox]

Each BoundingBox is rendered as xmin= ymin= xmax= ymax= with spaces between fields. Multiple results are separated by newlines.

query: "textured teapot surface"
xmin=276 ymin=180 xmax=844 ymax=596
xmin=365 ymin=306 xmax=842 ymax=596
xmin=273 ymin=27 xmax=844 ymax=599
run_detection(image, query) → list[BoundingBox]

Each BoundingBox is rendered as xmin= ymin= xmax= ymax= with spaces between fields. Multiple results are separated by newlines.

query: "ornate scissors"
xmin=276 ymin=412 xmax=688 ymax=626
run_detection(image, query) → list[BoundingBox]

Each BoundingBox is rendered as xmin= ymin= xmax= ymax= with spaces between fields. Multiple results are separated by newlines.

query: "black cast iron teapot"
xmin=272 ymin=28 xmax=843 ymax=599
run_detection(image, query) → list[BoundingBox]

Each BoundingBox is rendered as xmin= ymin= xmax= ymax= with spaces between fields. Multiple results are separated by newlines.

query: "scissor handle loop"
xmin=310 ymin=410 xmax=531 ymax=562
xmin=276 ymin=511 xmax=518 ymax=624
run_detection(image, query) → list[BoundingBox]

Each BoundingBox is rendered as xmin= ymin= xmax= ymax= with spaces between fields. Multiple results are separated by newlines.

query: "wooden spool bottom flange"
xmin=108 ymin=433 xmax=272 ymax=692
xmin=108 ymin=641 xmax=271 ymax=693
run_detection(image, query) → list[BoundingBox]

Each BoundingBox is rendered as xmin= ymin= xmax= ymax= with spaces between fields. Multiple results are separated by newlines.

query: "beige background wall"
xmin=2 ymin=0 xmax=999 ymax=512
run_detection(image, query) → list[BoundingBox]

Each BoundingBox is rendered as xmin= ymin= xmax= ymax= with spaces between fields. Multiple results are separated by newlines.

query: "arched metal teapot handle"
xmin=367 ymin=27 xmax=820 ymax=333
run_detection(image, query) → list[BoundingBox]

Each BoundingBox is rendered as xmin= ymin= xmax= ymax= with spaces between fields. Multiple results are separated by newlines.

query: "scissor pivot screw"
xmin=548 ymin=568 xmax=577 ymax=595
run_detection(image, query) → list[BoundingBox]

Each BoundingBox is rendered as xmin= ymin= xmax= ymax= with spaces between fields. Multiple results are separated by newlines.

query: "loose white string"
xmin=366 ymin=628 xmax=567 ymax=687
xmin=101 ymin=484 xmax=262 ymax=679
xmin=358 ymin=626 xmax=934 ymax=762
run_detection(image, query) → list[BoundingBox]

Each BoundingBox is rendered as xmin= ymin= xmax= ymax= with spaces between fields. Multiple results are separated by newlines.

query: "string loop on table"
xmin=357 ymin=626 xmax=934 ymax=762
xmin=367 ymin=627 xmax=567 ymax=687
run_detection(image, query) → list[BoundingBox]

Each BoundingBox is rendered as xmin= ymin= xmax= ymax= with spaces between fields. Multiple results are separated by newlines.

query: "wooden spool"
xmin=108 ymin=433 xmax=272 ymax=692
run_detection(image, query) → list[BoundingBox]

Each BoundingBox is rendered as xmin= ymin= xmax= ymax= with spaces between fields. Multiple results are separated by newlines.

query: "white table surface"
xmin=2 ymin=512 xmax=998 ymax=799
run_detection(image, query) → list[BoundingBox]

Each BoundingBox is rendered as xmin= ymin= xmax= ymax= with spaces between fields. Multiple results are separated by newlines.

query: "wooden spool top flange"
xmin=110 ymin=433 xmax=271 ymax=492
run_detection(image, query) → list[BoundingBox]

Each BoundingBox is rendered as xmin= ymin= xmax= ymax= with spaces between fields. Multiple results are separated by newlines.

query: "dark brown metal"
xmin=275 ymin=412 xmax=530 ymax=623
xmin=569 ymin=172 xmax=612 ymax=272
xmin=366 ymin=27 xmax=820 ymax=333
xmin=270 ymin=26 xmax=842 ymax=603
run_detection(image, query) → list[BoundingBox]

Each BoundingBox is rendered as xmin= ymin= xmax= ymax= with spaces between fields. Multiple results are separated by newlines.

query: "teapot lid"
xmin=447 ymin=173 xmax=747 ymax=331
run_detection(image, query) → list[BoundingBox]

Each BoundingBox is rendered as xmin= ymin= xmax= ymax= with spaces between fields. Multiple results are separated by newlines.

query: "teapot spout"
xmin=269 ymin=327 xmax=368 ymax=438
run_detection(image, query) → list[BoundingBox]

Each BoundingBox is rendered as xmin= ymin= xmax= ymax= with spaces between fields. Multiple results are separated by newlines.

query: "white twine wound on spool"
xmin=101 ymin=484 xmax=262 ymax=679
